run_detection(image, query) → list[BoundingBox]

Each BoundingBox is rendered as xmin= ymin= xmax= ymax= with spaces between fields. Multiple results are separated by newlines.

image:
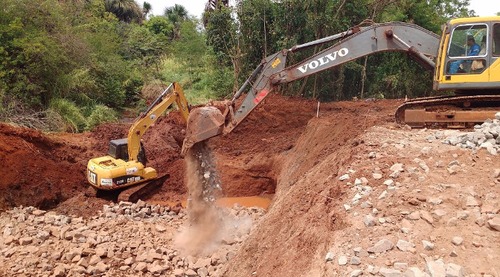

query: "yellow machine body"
xmin=87 ymin=82 xmax=189 ymax=191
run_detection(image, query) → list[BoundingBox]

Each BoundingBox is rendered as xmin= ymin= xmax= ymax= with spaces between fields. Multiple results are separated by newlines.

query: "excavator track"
xmin=117 ymin=174 xmax=169 ymax=203
xmin=395 ymin=94 xmax=500 ymax=128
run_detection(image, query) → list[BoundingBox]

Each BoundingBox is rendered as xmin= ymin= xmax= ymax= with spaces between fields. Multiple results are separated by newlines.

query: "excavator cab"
xmin=108 ymin=138 xmax=147 ymax=165
xmin=445 ymin=24 xmax=487 ymax=74
xmin=436 ymin=17 xmax=500 ymax=91
xmin=108 ymin=139 xmax=128 ymax=161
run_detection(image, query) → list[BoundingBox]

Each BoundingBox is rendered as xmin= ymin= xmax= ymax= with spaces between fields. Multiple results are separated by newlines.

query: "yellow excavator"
xmin=182 ymin=17 xmax=500 ymax=152
xmin=87 ymin=82 xmax=189 ymax=201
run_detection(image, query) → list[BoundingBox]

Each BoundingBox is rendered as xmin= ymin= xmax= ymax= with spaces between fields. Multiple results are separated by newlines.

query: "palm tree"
xmin=164 ymin=4 xmax=189 ymax=23
xmin=143 ymin=1 xmax=152 ymax=19
xmin=164 ymin=4 xmax=189 ymax=39
xmin=104 ymin=0 xmax=143 ymax=23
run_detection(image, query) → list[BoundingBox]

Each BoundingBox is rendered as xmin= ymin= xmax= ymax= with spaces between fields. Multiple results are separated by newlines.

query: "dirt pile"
xmin=0 ymin=109 xmax=193 ymax=215
xmin=0 ymin=123 xmax=95 ymax=210
xmin=223 ymin=99 xmax=399 ymax=276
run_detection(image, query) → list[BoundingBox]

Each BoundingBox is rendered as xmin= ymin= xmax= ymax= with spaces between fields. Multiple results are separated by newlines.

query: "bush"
xmin=86 ymin=104 xmax=118 ymax=130
xmin=49 ymin=98 xmax=86 ymax=132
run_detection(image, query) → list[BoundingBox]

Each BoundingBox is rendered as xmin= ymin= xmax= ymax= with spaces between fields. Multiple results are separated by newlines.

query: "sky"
xmin=142 ymin=0 xmax=499 ymax=18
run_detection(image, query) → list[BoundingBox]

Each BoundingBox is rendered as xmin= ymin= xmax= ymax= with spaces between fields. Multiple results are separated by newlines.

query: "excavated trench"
xmin=0 ymin=95 xmax=400 ymax=220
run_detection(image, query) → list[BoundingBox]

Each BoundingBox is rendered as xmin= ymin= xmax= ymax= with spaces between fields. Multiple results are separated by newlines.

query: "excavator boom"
xmin=128 ymin=82 xmax=189 ymax=161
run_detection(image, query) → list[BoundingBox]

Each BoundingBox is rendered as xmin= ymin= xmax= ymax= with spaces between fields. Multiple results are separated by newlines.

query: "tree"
xmin=203 ymin=0 xmax=229 ymax=26
xmin=144 ymin=16 xmax=174 ymax=37
xmin=164 ymin=4 xmax=189 ymax=39
xmin=143 ymin=2 xmax=152 ymax=19
xmin=205 ymin=5 xmax=243 ymax=92
xmin=104 ymin=0 xmax=143 ymax=23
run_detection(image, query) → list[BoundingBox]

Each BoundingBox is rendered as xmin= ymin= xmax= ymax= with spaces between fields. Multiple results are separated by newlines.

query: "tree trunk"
xmin=360 ymin=56 xmax=368 ymax=98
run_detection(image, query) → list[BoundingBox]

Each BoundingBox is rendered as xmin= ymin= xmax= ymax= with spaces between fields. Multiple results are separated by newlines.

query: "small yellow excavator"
xmin=86 ymin=82 xmax=189 ymax=201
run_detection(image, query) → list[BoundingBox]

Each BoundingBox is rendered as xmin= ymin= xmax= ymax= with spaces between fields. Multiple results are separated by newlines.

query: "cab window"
xmin=494 ymin=23 xmax=500 ymax=56
xmin=448 ymin=24 xmax=487 ymax=58
xmin=447 ymin=24 xmax=487 ymax=74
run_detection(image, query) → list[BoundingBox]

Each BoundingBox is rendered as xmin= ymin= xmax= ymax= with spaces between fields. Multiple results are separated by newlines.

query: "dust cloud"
xmin=175 ymin=141 xmax=224 ymax=256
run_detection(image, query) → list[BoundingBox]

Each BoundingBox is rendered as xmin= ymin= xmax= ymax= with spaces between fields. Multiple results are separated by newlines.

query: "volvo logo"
xmin=297 ymin=48 xmax=349 ymax=73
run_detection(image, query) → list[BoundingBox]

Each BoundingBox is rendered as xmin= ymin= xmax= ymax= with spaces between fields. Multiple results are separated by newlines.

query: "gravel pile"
xmin=0 ymin=202 xmax=265 ymax=276
xmin=443 ymin=112 xmax=500 ymax=155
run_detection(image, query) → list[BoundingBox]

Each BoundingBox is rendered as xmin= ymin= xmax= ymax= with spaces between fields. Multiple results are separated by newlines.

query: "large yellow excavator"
xmin=182 ymin=17 xmax=500 ymax=152
xmin=87 ymin=82 xmax=189 ymax=201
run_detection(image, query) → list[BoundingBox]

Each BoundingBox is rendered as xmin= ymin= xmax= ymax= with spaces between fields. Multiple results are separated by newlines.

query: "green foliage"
xmin=205 ymin=6 xmax=236 ymax=66
xmin=49 ymin=99 xmax=118 ymax=132
xmin=145 ymin=16 xmax=174 ymax=37
xmin=104 ymin=0 xmax=143 ymax=23
xmin=119 ymin=23 xmax=167 ymax=69
xmin=86 ymin=105 xmax=118 ymax=130
xmin=123 ymin=71 xmax=144 ymax=103
xmin=49 ymin=98 xmax=86 ymax=132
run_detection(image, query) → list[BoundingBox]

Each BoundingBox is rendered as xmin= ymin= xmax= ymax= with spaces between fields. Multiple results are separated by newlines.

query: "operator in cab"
xmin=449 ymin=35 xmax=481 ymax=73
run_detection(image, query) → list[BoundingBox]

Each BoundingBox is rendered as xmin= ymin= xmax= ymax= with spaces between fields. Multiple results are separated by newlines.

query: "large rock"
xmin=148 ymin=263 xmax=167 ymax=274
xmin=53 ymin=265 xmax=66 ymax=277
xmin=487 ymin=216 xmax=500 ymax=231
xmin=364 ymin=214 xmax=376 ymax=227
xmin=396 ymin=239 xmax=414 ymax=252
xmin=338 ymin=255 xmax=348 ymax=265
xmin=135 ymin=262 xmax=148 ymax=272
xmin=367 ymin=239 xmax=394 ymax=253
xmin=350 ymin=269 xmax=363 ymax=277
xmin=426 ymin=260 xmax=446 ymax=277
xmin=451 ymin=236 xmax=463 ymax=246
xmin=420 ymin=210 xmax=434 ymax=225
xmin=379 ymin=267 xmax=403 ymax=277
xmin=446 ymin=263 xmax=465 ymax=277
xmin=422 ymin=240 xmax=434 ymax=250
xmin=404 ymin=267 xmax=427 ymax=277
xmin=185 ymin=269 xmax=198 ymax=277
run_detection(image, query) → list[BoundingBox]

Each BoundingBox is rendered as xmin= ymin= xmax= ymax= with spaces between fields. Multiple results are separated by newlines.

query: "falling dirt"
xmin=177 ymin=141 xmax=222 ymax=256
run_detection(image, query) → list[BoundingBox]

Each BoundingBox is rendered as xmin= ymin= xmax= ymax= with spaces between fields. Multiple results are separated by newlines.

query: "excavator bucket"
xmin=182 ymin=106 xmax=225 ymax=154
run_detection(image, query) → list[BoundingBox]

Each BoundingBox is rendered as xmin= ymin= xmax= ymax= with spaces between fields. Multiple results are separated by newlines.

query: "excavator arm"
xmin=128 ymin=82 xmax=189 ymax=161
xmin=182 ymin=22 xmax=440 ymax=153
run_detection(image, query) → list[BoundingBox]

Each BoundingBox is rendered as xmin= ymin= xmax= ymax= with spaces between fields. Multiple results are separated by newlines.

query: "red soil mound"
xmin=0 ymin=123 xmax=93 ymax=210
xmin=223 ymin=99 xmax=400 ymax=276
